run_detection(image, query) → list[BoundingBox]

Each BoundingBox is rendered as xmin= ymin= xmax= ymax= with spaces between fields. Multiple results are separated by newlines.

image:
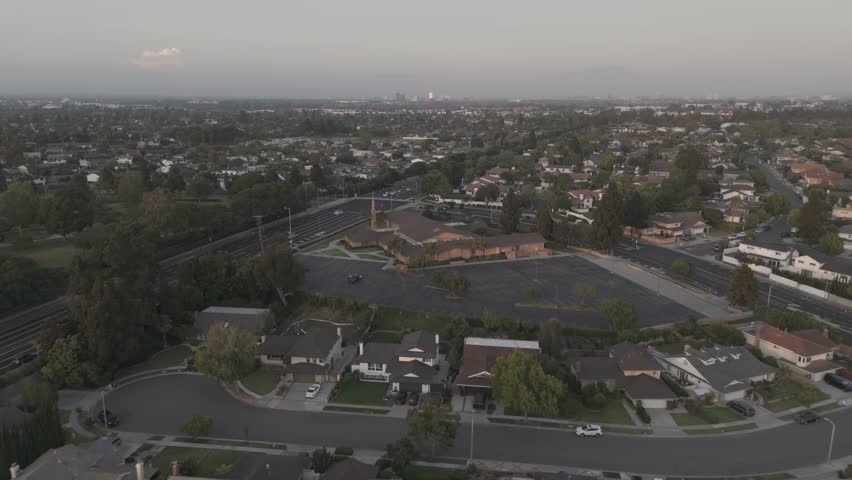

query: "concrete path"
xmin=581 ymin=253 xmax=732 ymax=318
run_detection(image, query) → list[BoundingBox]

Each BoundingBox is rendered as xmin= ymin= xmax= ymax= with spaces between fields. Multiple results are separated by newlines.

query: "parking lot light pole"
xmin=254 ymin=216 xmax=265 ymax=255
xmin=825 ymin=418 xmax=836 ymax=464
xmin=766 ymin=284 xmax=773 ymax=307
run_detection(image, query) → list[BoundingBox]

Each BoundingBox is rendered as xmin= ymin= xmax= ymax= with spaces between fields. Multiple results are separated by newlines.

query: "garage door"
xmin=293 ymin=373 xmax=316 ymax=383
xmin=640 ymin=398 xmax=669 ymax=409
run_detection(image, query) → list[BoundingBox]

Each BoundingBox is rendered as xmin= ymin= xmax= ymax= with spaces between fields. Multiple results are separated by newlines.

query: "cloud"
xmin=133 ymin=47 xmax=183 ymax=69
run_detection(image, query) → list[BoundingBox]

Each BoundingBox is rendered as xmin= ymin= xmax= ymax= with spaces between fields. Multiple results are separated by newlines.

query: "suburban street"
xmin=105 ymin=374 xmax=852 ymax=477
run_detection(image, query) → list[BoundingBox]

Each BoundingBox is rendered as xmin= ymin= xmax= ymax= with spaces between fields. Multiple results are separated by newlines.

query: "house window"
xmin=368 ymin=363 xmax=383 ymax=372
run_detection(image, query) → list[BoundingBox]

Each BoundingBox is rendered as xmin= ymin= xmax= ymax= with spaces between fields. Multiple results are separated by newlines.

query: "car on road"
xmin=727 ymin=400 xmax=755 ymax=417
xmin=824 ymin=373 xmax=852 ymax=392
xmin=333 ymin=209 xmax=343 ymax=216
xmin=575 ymin=425 xmax=603 ymax=437
xmin=96 ymin=409 xmax=120 ymax=427
xmin=13 ymin=353 xmax=38 ymax=367
xmin=305 ymin=384 xmax=321 ymax=398
xmin=347 ymin=274 xmax=363 ymax=284
xmin=793 ymin=411 xmax=820 ymax=424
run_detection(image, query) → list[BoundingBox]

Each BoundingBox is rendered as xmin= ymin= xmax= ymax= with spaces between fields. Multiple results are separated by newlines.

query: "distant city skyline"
xmin=2 ymin=0 xmax=852 ymax=99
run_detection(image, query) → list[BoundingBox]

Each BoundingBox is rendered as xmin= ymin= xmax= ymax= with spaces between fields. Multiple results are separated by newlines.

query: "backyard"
xmin=151 ymin=447 xmax=241 ymax=479
xmin=331 ymin=377 xmax=388 ymax=405
xmin=240 ymin=369 xmax=281 ymax=396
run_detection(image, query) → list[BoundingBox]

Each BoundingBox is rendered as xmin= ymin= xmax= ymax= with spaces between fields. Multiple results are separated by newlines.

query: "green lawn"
xmin=765 ymin=398 xmax=802 ymax=413
xmin=685 ymin=423 xmax=757 ymax=435
xmin=655 ymin=342 xmax=685 ymax=355
xmin=372 ymin=306 xmax=454 ymax=334
xmin=505 ymin=396 xmax=634 ymax=425
xmin=115 ymin=345 xmax=193 ymax=379
xmin=5 ymin=239 xmax=78 ymax=269
xmin=670 ymin=406 xmax=744 ymax=426
xmin=710 ymin=223 xmax=739 ymax=238
xmin=400 ymin=465 xmax=467 ymax=480
xmin=331 ymin=379 xmax=388 ymax=405
xmin=240 ymin=369 xmax=281 ymax=396
xmin=368 ymin=330 xmax=403 ymax=343
xmin=151 ymin=447 xmax=241 ymax=479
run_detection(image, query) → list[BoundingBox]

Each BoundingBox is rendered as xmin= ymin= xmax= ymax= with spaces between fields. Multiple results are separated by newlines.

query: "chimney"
xmin=823 ymin=327 xmax=829 ymax=338
xmin=9 ymin=463 xmax=20 ymax=479
xmin=135 ymin=462 xmax=145 ymax=480
xmin=170 ymin=461 xmax=179 ymax=477
xmin=358 ymin=342 xmax=364 ymax=356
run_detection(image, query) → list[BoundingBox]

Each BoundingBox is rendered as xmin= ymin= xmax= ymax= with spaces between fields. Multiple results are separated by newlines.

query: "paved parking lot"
xmin=302 ymin=254 xmax=697 ymax=329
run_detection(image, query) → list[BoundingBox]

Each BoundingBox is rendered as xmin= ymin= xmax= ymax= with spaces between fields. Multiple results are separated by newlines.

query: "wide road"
xmin=106 ymin=375 xmax=850 ymax=477
xmin=0 ymin=180 xmax=420 ymax=373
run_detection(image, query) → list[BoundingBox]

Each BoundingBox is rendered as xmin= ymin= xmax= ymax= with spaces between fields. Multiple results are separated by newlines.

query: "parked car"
xmin=13 ymin=353 xmax=38 ymax=367
xmin=575 ymin=425 xmax=603 ymax=437
xmin=395 ymin=392 xmax=409 ymax=405
xmin=824 ymin=373 xmax=852 ymax=392
xmin=305 ymin=384 xmax=321 ymax=399
xmin=96 ymin=409 xmax=120 ymax=427
xmin=794 ymin=411 xmax=820 ymax=424
xmin=727 ymin=400 xmax=755 ymax=417
xmin=333 ymin=209 xmax=343 ymax=216
xmin=347 ymin=274 xmax=363 ymax=284
xmin=780 ymin=232 xmax=792 ymax=238
xmin=408 ymin=392 xmax=421 ymax=406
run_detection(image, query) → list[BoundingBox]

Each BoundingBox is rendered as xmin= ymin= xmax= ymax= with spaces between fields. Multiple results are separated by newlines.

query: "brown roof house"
xmin=258 ymin=327 xmax=343 ymax=383
xmin=456 ymin=337 xmax=540 ymax=395
xmin=572 ymin=342 xmax=677 ymax=409
xmin=742 ymin=323 xmax=841 ymax=381
xmin=351 ymin=330 xmax=445 ymax=394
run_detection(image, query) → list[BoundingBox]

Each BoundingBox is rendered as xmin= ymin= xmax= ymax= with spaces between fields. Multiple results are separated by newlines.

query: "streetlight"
xmin=285 ymin=207 xmax=292 ymax=247
xmin=766 ymin=283 xmax=773 ymax=307
xmin=825 ymin=417 xmax=837 ymax=464
xmin=254 ymin=216 xmax=264 ymax=255
xmin=101 ymin=390 xmax=109 ymax=429
xmin=468 ymin=411 xmax=476 ymax=464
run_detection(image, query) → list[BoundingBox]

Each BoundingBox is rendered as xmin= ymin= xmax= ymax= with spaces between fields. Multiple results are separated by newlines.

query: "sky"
xmin=2 ymin=0 xmax=851 ymax=99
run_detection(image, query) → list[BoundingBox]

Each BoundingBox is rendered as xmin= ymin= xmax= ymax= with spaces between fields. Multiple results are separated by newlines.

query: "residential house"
xmin=572 ymin=342 xmax=677 ymax=409
xmin=648 ymin=160 xmax=673 ymax=178
xmin=637 ymin=212 xmax=709 ymax=241
xmin=719 ymin=186 xmax=758 ymax=202
xmin=321 ymin=458 xmax=378 ymax=480
xmin=737 ymin=241 xmax=797 ymax=269
xmin=351 ymin=330 xmax=445 ymax=393
xmin=832 ymin=206 xmax=852 ymax=220
xmin=10 ymin=436 xmax=157 ymax=480
xmin=258 ymin=327 xmax=343 ymax=383
xmin=171 ymin=453 xmax=309 ymax=480
xmin=742 ymin=323 xmax=841 ymax=381
xmin=193 ymin=307 xmax=271 ymax=341
xmin=656 ymin=345 xmax=776 ymax=402
xmin=456 ymin=337 xmax=540 ymax=396
xmin=791 ymin=251 xmax=852 ymax=284
xmin=839 ymin=225 xmax=852 ymax=251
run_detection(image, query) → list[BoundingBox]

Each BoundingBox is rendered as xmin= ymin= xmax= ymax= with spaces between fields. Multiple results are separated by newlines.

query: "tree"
xmin=0 ymin=255 xmax=64 ymax=314
xmin=253 ymin=244 xmax=304 ymax=305
xmin=500 ymin=189 xmax=522 ymax=234
xmin=194 ymin=324 xmax=257 ymax=382
xmin=728 ymin=264 xmax=757 ymax=306
xmin=818 ymin=231 xmax=844 ymax=256
xmin=744 ymin=208 xmax=770 ymax=230
xmin=139 ymin=188 xmax=182 ymax=236
xmin=116 ymin=170 xmax=145 ymax=203
xmin=672 ymin=258 xmax=695 ymax=277
xmin=181 ymin=413 xmax=213 ymax=440
xmin=601 ymin=298 xmax=639 ymax=333
xmin=40 ymin=335 xmax=100 ymax=389
xmin=474 ymin=184 xmax=499 ymax=201
xmin=538 ymin=318 xmax=564 ymax=357
xmin=623 ymin=190 xmax=647 ymax=228
xmin=798 ymin=188 xmax=828 ymax=243
xmin=572 ymin=282 xmax=597 ymax=306
xmin=311 ymin=447 xmax=335 ymax=473
xmin=675 ymin=145 xmax=707 ymax=173
xmin=0 ymin=180 xmax=39 ymax=231
xmin=701 ymin=207 xmax=724 ymax=226
xmin=22 ymin=381 xmax=57 ymax=413
xmin=384 ymin=437 xmax=418 ymax=472
xmin=431 ymin=270 xmax=470 ymax=297
xmin=423 ymin=170 xmax=451 ymax=196
xmin=45 ymin=174 xmax=94 ymax=236
xmin=535 ymin=205 xmax=553 ymax=239
xmin=406 ymin=400 xmax=461 ymax=457
xmin=164 ymin=167 xmax=186 ymax=192
xmin=491 ymin=350 xmax=563 ymax=419
xmin=764 ymin=192 xmax=790 ymax=216
xmin=591 ymin=182 xmax=624 ymax=251
xmin=187 ymin=174 xmax=216 ymax=199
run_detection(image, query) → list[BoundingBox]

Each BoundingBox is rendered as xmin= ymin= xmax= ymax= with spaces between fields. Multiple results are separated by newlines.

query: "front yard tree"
xmin=253 ymin=244 xmax=304 ymax=305
xmin=798 ymin=188 xmax=828 ymax=243
xmin=623 ymin=189 xmax=647 ymax=229
xmin=491 ymin=350 xmax=562 ymax=419
xmin=728 ymin=264 xmax=757 ymax=306
xmin=500 ymin=189 xmax=522 ymax=234
xmin=601 ymin=298 xmax=639 ymax=333
xmin=764 ymin=192 xmax=790 ymax=216
xmin=591 ymin=182 xmax=624 ymax=251
xmin=384 ymin=437 xmax=418 ymax=473
xmin=538 ymin=318 xmax=564 ymax=357
xmin=311 ymin=447 xmax=335 ymax=473
xmin=423 ymin=170 xmax=451 ymax=196
xmin=194 ymin=324 xmax=257 ymax=382
xmin=818 ymin=231 xmax=844 ymax=256
xmin=407 ymin=400 xmax=461 ymax=457
xmin=181 ymin=412 xmax=213 ymax=440
xmin=535 ymin=205 xmax=553 ymax=239
xmin=45 ymin=173 xmax=94 ymax=236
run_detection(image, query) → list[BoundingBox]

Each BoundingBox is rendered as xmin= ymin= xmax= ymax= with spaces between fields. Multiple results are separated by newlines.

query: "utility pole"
xmin=254 ymin=216 xmax=264 ymax=255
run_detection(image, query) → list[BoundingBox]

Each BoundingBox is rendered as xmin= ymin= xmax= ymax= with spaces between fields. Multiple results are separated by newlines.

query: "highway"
xmin=0 ymin=179 xmax=420 ymax=373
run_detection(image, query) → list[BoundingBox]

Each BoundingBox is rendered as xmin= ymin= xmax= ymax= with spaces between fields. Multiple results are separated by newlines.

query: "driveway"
xmin=104 ymin=374 xmax=852 ymax=477
xmin=283 ymin=382 xmax=333 ymax=403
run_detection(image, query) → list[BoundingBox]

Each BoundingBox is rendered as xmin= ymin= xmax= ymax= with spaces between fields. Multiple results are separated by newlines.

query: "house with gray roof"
xmin=351 ymin=330 xmax=445 ymax=394
xmin=258 ymin=327 xmax=343 ymax=383
xmin=11 ymin=436 xmax=157 ymax=480
xmin=192 ymin=306 xmax=272 ymax=341
xmin=655 ymin=345 xmax=776 ymax=403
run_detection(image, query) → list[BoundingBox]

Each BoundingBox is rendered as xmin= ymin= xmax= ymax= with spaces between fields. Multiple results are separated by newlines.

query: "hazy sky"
xmin=2 ymin=0 xmax=851 ymax=98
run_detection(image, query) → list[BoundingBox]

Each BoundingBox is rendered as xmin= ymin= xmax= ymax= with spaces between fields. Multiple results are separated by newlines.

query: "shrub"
xmin=635 ymin=401 xmax=651 ymax=424
xmin=311 ymin=447 xmax=336 ymax=473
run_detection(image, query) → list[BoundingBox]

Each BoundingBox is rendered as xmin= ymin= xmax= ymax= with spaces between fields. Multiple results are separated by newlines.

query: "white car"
xmin=333 ymin=210 xmax=343 ymax=216
xmin=575 ymin=424 xmax=603 ymax=437
xmin=305 ymin=384 xmax=321 ymax=398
